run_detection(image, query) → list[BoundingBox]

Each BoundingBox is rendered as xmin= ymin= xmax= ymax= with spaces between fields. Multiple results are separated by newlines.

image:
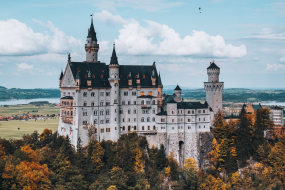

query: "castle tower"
xmin=174 ymin=84 xmax=182 ymax=102
xmin=108 ymin=43 xmax=120 ymax=141
xmin=204 ymin=61 xmax=224 ymax=115
xmin=85 ymin=17 xmax=99 ymax=62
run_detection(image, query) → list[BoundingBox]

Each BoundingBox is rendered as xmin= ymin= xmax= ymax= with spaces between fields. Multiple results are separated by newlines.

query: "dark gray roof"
xmin=61 ymin=96 xmax=73 ymax=99
xmin=158 ymin=73 xmax=162 ymax=85
xmin=270 ymin=105 xmax=283 ymax=110
xmin=207 ymin=62 xmax=220 ymax=69
xmin=177 ymin=102 xmax=208 ymax=109
xmin=68 ymin=62 xmax=159 ymax=88
xmin=69 ymin=62 xmax=111 ymax=88
xmin=87 ymin=19 xmax=97 ymax=41
xmin=252 ymin=104 xmax=262 ymax=111
xmin=174 ymin=85 xmax=181 ymax=91
xmin=164 ymin=95 xmax=176 ymax=103
xmin=137 ymin=95 xmax=155 ymax=98
xmin=119 ymin=65 xmax=159 ymax=88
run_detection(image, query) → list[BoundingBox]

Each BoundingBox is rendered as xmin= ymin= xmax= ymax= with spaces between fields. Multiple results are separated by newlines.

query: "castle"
xmin=57 ymin=19 xmax=224 ymax=164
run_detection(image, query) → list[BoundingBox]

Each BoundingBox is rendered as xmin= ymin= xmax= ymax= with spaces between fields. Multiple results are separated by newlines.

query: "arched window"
xmin=123 ymin=126 xmax=125 ymax=131
xmin=94 ymin=119 xmax=97 ymax=124
xmin=153 ymin=126 xmax=155 ymax=130
xmin=142 ymin=126 xmax=144 ymax=130
xmin=106 ymin=110 xmax=110 ymax=115
xmin=83 ymin=92 xmax=87 ymax=97
xmin=128 ymin=109 xmax=131 ymax=114
xmin=94 ymin=110 xmax=97 ymax=115
xmin=152 ymin=100 xmax=155 ymax=105
xmin=147 ymin=117 xmax=150 ymax=122
xmin=134 ymin=126 xmax=137 ymax=130
xmin=133 ymin=109 xmax=136 ymax=114
xmin=91 ymin=102 xmax=95 ymax=106
xmin=141 ymin=117 xmax=144 ymax=122
xmin=100 ymin=101 xmax=104 ymax=106
xmin=141 ymin=100 xmax=144 ymax=105
xmin=199 ymin=118 xmax=200 ymax=121
xmin=204 ymin=118 xmax=205 ymax=121
xmin=148 ymin=126 xmax=150 ymax=130
xmin=122 ymin=100 xmax=125 ymax=105
xmin=91 ymin=92 xmax=95 ymax=97
xmin=152 ymin=117 xmax=155 ymax=122
xmin=100 ymin=110 xmax=104 ymax=115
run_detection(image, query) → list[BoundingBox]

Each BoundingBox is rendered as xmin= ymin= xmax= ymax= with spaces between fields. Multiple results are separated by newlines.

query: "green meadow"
xmin=0 ymin=118 xmax=59 ymax=139
xmin=0 ymin=104 xmax=60 ymax=117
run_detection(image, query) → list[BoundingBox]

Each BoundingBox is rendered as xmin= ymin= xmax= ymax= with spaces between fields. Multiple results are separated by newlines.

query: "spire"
xmin=174 ymin=84 xmax=181 ymax=91
xmin=59 ymin=70 xmax=63 ymax=80
xmin=158 ymin=72 xmax=162 ymax=85
xmin=76 ymin=69 xmax=80 ymax=79
xmin=87 ymin=15 xmax=97 ymax=41
xmin=110 ymin=42 xmax=119 ymax=65
xmin=68 ymin=53 xmax=71 ymax=62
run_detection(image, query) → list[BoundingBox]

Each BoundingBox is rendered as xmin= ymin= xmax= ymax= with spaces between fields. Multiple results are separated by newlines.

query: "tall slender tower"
xmin=108 ymin=43 xmax=120 ymax=141
xmin=85 ymin=17 xmax=99 ymax=62
xmin=204 ymin=61 xmax=224 ymax=115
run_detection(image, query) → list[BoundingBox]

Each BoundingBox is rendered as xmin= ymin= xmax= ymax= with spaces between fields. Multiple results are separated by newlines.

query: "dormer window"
xmin=92 ymin=74 xmax=95 ymax=78
xmin=143 ymin=75 xmax=145 ymax=78
xmin=84 ymin=75 xmax=87 ymax=78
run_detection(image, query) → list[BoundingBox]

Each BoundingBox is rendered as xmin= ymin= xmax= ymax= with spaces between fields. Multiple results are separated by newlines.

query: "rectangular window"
xmin=106 ymin=102 xmax=110 ymax=106
xmin=132 ymin=91 xmax=136 ymax=96
xmin=100 ymin=120 xmax=104 ymax=124
xmin=106 ymin=128 xmax=110 ymax=132
xmin=94 ymin=119 xmax=97 ymax=124
xmin=100 ymin=92 xmax=104 ymax=96
xmin=146 ymin=101 xmax=150 ymax=105
xmin=106 ymin=119 xmax=110 ymax=123
xmin=100 ymin=102 xmax=104 ymax=106
xmin=83 ymin=112 xmax=88 ymax=116
xmin=148 ymin=91 xmax=152 ymax=95
xmin=101 ymin=128 xmax=104 ymax=133
xmin=134 ymin=118 xmax=136 ymax=122
xmin=83 ymin=121 xmax=87 ymax=125
xmin=128 ymin=101 xmax=131 ymax=105
xmin=134 ymin=101 xmax=136 ymax=105
xmin=124 ymin=91 xmax=128 ymax=96
xmin=84 ymin=102 xmax=87 ymax=106
xmin=188 ymin=111 xmax=190 ymax=114
xmin=198 ymin=110 xmax=201 ymax=114
xmin=106 ymin=92 xmax=110 ymax=96
xmin=203 ymin=110 xmax=205 ymax=113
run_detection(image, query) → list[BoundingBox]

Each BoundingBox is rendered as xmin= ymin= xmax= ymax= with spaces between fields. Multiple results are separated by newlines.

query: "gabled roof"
xmin=252 ymin=104 xmax=262 ymax=111
xmin=156 ymin=111 xmax=167 ymax=116
xmin=174 ymin=84 xmax=181 ymax=91
xmin=164 ymin=95 xmax=176 ymax=104
xmin=69 ymin=62 xmax=111 ymax=88
xmin=158 ymin=73 xmax=162 ymax=86
xmin=207 ymin=62 xmax=220 ymax=69
xmin=119 ymin=65 xmax=159 ymax=88
xmin=87 ymin=19 xmax=97 ymax=41
xmin=177 ymin=101 xmax=208 ymax=109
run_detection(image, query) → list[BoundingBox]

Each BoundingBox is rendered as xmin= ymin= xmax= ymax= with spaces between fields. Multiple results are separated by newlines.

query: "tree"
xmin=90 ymin=141 xmax=105 ymax=173
xmin=183 ymin=158 xmax=197 ymax=189
xmin=208 ymin=138 xmax=218 ymax=169
xmin=39 ymin=129 xmax=53 ymax=147
xmin=236 ymin=105 xmax=252 ymax=167
xmin=134 ymin=171 xmax=150 ymax=190
xmin=109 ymin=166 xmax=128 ymax=190
xmin=156 ymin=144 xmax=167 ymax=171
xmin=168 ymin=152 xmax=180 ymax=181
xmin=199 ymin=174 xmax=226 ymax=190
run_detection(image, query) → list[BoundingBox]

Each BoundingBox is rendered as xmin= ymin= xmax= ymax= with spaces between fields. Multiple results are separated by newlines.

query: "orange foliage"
xmin=21 ymin=145 xmax=38 ymax=162
xmin=0 ymin=144 xmax=6 ymax=160
xmin=134 ymin=148 xmax=144 ymax=173
xmin=17 ymin=161 xmax=50 ymax=190
xmin=39 ymin=129 xmax=52 ymax=140
xmin=2 ymin=161 xmax=16 ymax=180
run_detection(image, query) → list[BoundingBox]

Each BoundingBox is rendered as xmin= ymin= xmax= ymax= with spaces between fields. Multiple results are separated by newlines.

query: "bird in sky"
xmin=199 ymin=7 xmax=201 ymax=10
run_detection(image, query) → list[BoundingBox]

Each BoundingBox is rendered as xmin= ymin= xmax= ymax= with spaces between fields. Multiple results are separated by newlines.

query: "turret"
xmin=87 ymin=71 xmax=92 ymax=90
xmin=151 ymin=62 xmax=156 ymax=86
xmin=85 ymin=17 xmax=99 ymax=62
xmin=59 ymin=70 xmax=63 ymax=87
xmin=174 ymin=84 xmax=182 ymax=102
xmin=75 ymin=69 xmax=80 ymax=92
xmin=207 ymin=61 xmax=220 ymax=82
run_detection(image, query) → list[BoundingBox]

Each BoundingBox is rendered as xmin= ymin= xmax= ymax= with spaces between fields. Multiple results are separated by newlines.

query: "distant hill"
xmin=0 ymin=86 xmax=60 ymax=99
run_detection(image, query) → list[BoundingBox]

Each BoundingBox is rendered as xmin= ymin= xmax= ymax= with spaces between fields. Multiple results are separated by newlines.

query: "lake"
xmin=0 ymin=98 xmax=60 ymax=106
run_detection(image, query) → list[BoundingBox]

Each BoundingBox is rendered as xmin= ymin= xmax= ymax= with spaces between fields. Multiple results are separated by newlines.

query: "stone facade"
xmin=57 ymin=19 xmax=223 ymax=164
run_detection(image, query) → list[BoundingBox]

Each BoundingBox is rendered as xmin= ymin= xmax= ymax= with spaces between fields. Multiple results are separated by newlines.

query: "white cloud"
xmin=246 ymin=28 xmax=285 ymax=39
xmin=17 ymin=63 xmax=33 ymax=71
xmin=90 ymin=0 xmax=185 ymax=12
xmin=253 ymin=57 xmax=259 ymax=61
xmin=94 ymin=11 xmax=247 ymax=58
xmin=279 ymin=56 xmax=285 ymax=63
xmin=266 ymin=63 xmax=285 ymax=72
xmin=0 ymin=19 xmax=82 ymax=56
xmin=94 ymin=10 xmax=128 ymax=25
xmin=0 ymin=71 xmax=3 ymax=76
xmin=157 ymin=63 xmax=202 ymax=76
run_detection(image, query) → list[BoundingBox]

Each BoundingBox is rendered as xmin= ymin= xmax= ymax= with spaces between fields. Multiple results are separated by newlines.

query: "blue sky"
xmin=0 ymin=0 xmax=284 ymax=89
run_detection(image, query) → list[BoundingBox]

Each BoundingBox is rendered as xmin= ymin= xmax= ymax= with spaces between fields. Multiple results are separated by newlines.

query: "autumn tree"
xmin=236 ymin=105 xmax=252 ymax=167
xmin=183 ymin=158 xmax=197 ymax=189
xmin=168 ymin=152 xmax=180 ymax=181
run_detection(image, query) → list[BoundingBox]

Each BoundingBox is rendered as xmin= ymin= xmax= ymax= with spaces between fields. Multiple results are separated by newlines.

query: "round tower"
xmin=204 ymin=61 xmax=224 ymax=115
xmin=174 ymin=84 xmax=182 ymax=102
xmin=108 ymin=43 xmax=120 ymax=141
xmin=85 ymin=17 xmax=99 ymax=62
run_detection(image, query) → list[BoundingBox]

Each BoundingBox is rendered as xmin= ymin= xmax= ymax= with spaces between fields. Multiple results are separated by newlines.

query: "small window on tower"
xmin=143 ymin=75 xmax=145 ymax=78
xmin=135 ymin=75 xmax=138 ymax=78
xmin=92 ymin=74 xmax=95 ymax=78
xmin=120 ymin=75 xmax=122 ymax=78
xmin=84 ymin=75 xmax=87 ymax=78
xmin=78 ymin=70 xmax=81 ymax=72
xmin=86 ymin=70 xmax=88 ymax=72
xmin=127 ymin=75 xmax=129 ymax=78
xmin=100 ymin=75 xmax=103 ymax=78
xmin=102 ymin=70 xmax=104 ymax=73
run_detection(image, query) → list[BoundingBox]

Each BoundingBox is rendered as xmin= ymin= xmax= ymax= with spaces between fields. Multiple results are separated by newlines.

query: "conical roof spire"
xmin=158 ymin=72 xmax=162 ymax=85
xmin=59 ymin=70 xmax=63 ymax=80
xmin=87 ymin=16 xmax=97 ymax=41
xmin=110 ymin=42 xmax=119 ymax=65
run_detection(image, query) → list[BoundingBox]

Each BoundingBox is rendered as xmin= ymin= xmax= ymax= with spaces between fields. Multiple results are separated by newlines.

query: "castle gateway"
xmin=58 ymin=19 xmax=223 ymax=165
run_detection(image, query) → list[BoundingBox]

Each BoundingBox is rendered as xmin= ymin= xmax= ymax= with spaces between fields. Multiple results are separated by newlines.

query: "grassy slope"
xmin=0 ymin=104 xmax=60 ymax=117
xmin=0 ymin=118 xmax=59 ymax=139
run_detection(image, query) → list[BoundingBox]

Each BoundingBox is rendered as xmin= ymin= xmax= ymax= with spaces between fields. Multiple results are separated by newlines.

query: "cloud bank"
xmin=94 ymin=10 xmax=247 ymax=58
xmin=0 ymin=19 xmax=82 ymax=56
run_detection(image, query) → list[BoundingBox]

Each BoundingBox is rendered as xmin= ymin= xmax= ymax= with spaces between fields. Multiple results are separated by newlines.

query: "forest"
xmin=0 ymin=106 xmax=285 ymax=189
